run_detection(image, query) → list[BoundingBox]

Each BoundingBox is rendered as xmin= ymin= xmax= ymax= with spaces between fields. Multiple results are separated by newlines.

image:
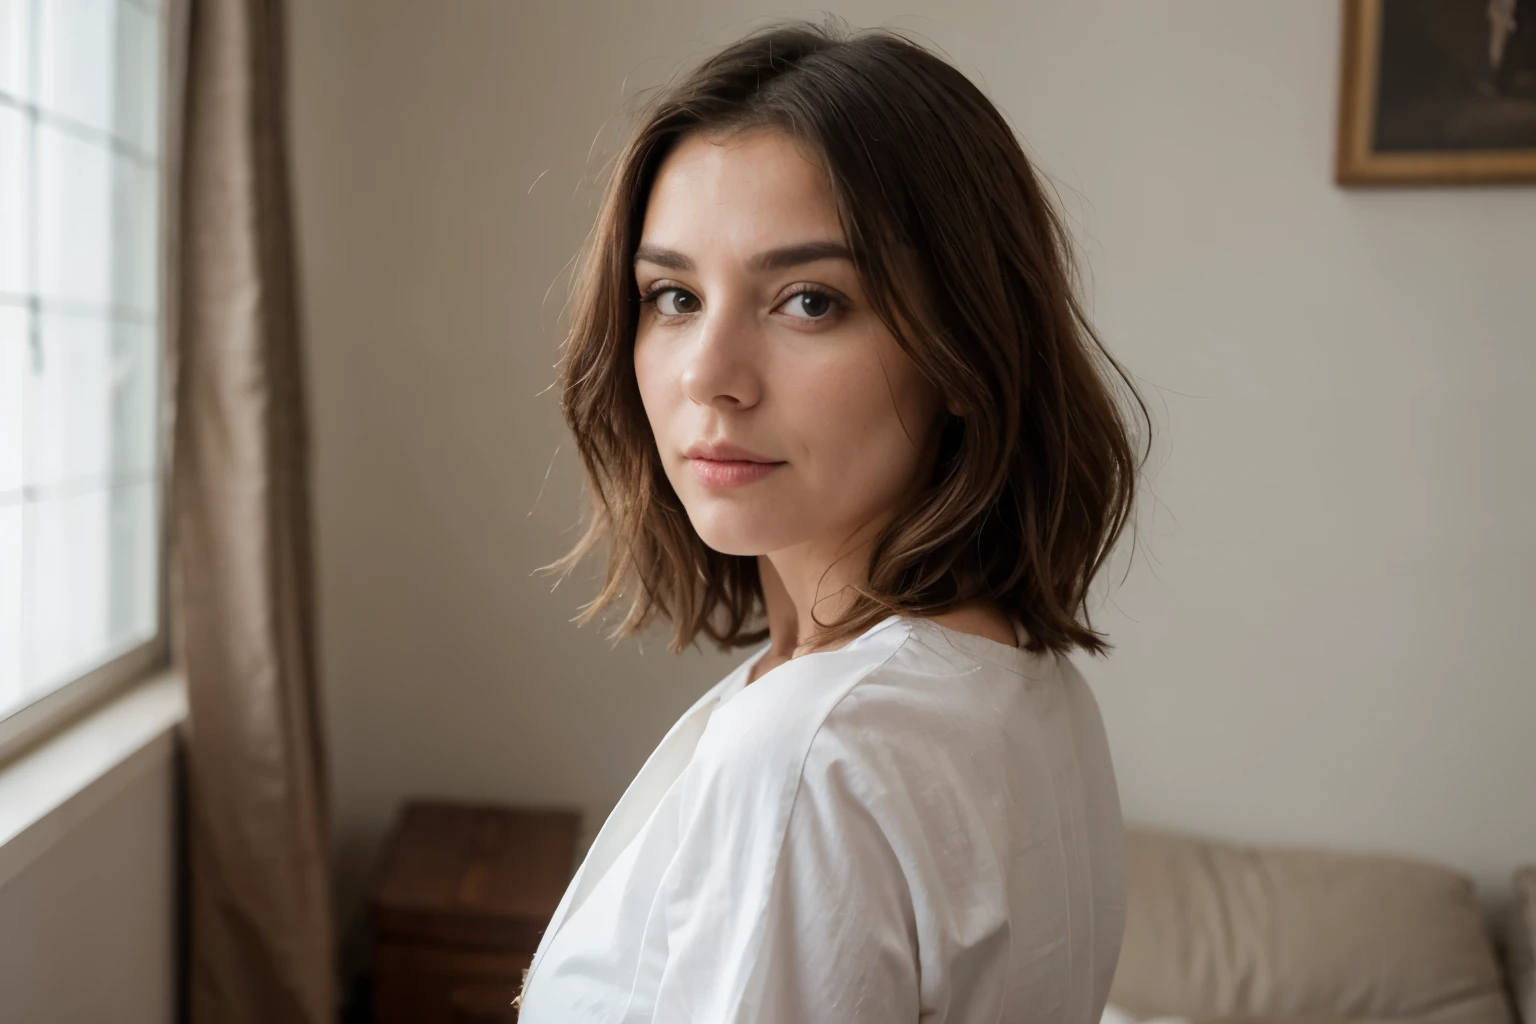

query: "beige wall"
xmin=0 ymin=758 xmax=178 ymax=1021
xmin=287 ymin=0 xmax=1536 ymax=973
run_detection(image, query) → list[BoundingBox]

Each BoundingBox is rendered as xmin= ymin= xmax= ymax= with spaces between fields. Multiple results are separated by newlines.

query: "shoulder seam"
xmin=807 ymin=619 xmax=920 ymax=758
xmin=906 ymin=618 xmax=1033 ymax=677
xmin=905 ymin=627 xmax=989 ymax=674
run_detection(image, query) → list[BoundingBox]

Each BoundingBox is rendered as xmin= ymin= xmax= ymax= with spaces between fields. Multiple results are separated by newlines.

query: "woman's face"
xmin=633 ymin=128 xmax=948 ymax=559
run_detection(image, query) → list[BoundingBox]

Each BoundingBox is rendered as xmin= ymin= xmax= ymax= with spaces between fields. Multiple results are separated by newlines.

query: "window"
xmin=0 ymin=0 xmax=167 ymax=752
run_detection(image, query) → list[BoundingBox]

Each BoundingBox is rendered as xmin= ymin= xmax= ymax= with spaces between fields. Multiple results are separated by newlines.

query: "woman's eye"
xmin=780 ymin=290 xmax=835 ymax=320
xmin=655 ymin=288 xmax=700 ymax=315
xmin=644 ymin=286 xmax=837 ymax=321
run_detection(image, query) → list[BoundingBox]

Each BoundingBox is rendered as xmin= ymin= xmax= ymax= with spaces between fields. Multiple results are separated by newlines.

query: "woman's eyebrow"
xmin=633 ymin=240 xmax=853 ymax=273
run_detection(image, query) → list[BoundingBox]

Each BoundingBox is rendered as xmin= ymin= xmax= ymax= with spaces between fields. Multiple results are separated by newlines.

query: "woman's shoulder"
xmin=828 ymin=615 xmax=1073 ymax=728
xmin=806 ymin=619 xmax=1075 ymax=781
xmin=692 ymin=617 xmax=915 ymax=779
xmin=690 ymin=615 xmax=1074 ymax=792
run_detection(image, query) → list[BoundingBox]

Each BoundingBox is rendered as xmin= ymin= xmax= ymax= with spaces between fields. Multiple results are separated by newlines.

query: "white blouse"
xmin=516 ymin=612 xmax=1126 ymax=1023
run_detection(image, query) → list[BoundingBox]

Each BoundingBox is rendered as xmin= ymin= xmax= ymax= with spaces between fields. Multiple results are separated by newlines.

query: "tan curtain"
xmin=166 ymin=0 xmax=335 ymax=1021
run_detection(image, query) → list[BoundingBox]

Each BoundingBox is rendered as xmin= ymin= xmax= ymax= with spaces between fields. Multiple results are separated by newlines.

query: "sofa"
xmin=1103 ymin=827 xmax=1536 ymax=1024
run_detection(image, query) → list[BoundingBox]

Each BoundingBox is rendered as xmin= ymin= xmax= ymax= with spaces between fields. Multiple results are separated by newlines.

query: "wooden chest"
xmin=369 ymin=800 xmax=582 ymax=1023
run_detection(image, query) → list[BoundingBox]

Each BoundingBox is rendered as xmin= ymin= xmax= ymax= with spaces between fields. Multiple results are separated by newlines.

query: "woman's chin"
xmin=688 ymin=515 xmax=798 ymax=559
xmin=693 ymin=531 xmax=773 ymax=557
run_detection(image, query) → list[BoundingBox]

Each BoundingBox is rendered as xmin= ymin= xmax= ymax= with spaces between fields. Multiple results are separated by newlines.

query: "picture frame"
xmin=1336 ymin=0 xmax=1536 ymax=186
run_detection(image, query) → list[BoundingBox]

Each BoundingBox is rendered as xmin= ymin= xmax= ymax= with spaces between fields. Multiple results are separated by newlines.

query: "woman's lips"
xmin=687 ymin=458 xmax=785 ymax=487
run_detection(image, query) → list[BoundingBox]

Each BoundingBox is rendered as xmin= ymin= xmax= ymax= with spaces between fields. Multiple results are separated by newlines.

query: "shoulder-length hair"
xmin=542 ymin=17 xmax=1150 ymax=658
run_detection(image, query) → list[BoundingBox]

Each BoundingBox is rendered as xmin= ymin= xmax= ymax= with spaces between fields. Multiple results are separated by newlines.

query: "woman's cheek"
xmin=633 ymin=340 xmax=673 ymax=429
xmin=788 ymin=358 xmax=887 ymax=476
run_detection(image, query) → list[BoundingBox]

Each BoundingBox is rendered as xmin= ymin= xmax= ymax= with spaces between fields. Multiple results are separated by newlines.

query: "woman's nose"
xmin=679 ymin=303 xmax=763 ymax=410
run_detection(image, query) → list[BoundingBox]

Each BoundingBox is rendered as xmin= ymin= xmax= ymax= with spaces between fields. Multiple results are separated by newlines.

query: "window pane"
xmin=0 ymin=304 xmax=22 ymax=492
xmin=114 ymin=2 xmax=160 ymax=156
xmin=0 ymin=0 xmax=32 ymax=104
xmin=109 ymin=477 xmax=158 ymax=651
xmin=18 ymin=479 xmax=157 ymax=702
xmin=0 ymin=502 xmax=18 ymax=712
xmin=27 ymin=311 xmax=114 ymax=490
xmin=25 ymin=487 xmax=112 ymax=694
xmin=36 ymin=0 xmax=116 ymax=133
xmin=113 ymin=152 xmax=158 ymax=313
xmin=111 ymin=320 xmax=159 ymax=480
xmin=22 ymin=313 xmax=158 ymax=489
xmin=37 ymin=125 xmax=113 ymax=308
xmin=0 ymin=305 xmax=20 ymax=714
xmin=0 ymin=103 xmax=27 ymax=295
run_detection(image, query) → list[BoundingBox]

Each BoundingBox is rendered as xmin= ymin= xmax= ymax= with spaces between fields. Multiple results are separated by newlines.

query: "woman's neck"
xmin=751 ymin=552 xmax=1019 ymax=684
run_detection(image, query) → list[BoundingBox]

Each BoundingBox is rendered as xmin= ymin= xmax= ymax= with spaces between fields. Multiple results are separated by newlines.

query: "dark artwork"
xmin=1374 ymin=0 xmax=1536 ymax=152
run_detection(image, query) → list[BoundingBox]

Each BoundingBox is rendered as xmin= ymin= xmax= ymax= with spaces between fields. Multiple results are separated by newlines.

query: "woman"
xmin=516 ymin=18 xmax=1148 ymax=1023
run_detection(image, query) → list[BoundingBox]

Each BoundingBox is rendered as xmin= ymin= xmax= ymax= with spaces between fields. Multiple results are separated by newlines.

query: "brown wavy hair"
xmin=540 ymin=17 xmax=1150 ymax=658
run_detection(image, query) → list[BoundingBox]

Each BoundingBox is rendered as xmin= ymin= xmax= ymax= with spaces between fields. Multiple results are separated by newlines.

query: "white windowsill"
xmin=0 ymin=667 xmax=187 ymax=890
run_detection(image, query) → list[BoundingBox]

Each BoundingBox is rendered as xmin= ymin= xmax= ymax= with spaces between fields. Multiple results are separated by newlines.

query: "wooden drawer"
xmin=373 ymin=943 xmax=532 ymax=1024
xmin=368 ymin=801 xmax=581 ymax=1024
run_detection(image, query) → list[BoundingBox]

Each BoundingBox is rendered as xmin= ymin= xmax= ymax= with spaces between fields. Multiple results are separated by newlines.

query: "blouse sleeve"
xmin=648 ymin=691 xmax=928 ymax=1023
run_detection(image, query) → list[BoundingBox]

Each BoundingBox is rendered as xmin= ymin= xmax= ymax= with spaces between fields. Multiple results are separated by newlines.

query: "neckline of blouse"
xmin=716 ymin=612 xmax=907 ymax=708
xmin=716 ymin=610 xmax=1033 ymax=710
xmin=904 ymin=614 xmax=1032 ymax=673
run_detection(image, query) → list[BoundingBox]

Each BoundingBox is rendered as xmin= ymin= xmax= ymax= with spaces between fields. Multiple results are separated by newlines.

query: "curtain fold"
xmin=167 ymin=0 xmax=335 ymax=1021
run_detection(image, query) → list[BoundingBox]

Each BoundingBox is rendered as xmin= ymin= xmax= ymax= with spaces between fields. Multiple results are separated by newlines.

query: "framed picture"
xmin=1337 ymin=0 xmax=1536 ymax=185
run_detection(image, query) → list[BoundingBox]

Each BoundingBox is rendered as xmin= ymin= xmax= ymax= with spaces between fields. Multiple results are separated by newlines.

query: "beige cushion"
xmin=1195 ymin=1019 xmax=1394 ymax=1024
xmin=1509 ymin=866 xmax=1536 ymax=1024
xmin=1195 ymin=1018 xmax=1390 ymax=1024
xmin=1195 ymin=1019 xmax=1393 ymax=1024
xmin=1109 ymin=827 xmax=1512 ymax=1024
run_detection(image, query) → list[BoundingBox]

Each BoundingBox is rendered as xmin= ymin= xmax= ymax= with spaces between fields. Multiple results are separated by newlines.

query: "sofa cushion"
xmin=1195 ymin=1019 xmax=1394 ymax=1024
xmin=1109 ymin=827 xmax=1512 ymax=1024
xmin=1509 ymin=866 xmax=1536 ymax=1024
